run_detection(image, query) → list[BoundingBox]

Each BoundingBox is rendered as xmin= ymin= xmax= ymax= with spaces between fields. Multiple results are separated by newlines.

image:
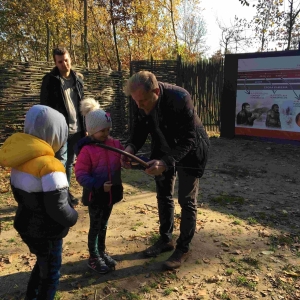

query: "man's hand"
xmin=121 ymin=145 xmax=134 ymax=169
xmin=145 ymin=160 xmax=166 ymax=176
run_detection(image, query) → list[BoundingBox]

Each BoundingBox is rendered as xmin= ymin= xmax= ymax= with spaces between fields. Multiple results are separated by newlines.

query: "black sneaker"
xmin=163 ymin=249 xmax=189 ymax=270
xmin=144 ymin=238 xmax=174 ymax=257
xmin=87 ymin=256 xmax=109 ymax=274
xmin=69 ymin=192 xmax=79 ymax=205
xmin=100 ymin=252 xmax=117 ymax=270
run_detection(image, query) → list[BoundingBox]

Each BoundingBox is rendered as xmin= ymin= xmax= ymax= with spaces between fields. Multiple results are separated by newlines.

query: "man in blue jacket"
xmin=122 ymin=71 xmax=210 ymax=270
xmin=0 ymin=105 xmax=78 ymax=299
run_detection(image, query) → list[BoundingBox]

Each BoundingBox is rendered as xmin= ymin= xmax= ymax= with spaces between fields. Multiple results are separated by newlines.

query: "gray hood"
xmin=24 ymin=105 xmax=68 ymax=153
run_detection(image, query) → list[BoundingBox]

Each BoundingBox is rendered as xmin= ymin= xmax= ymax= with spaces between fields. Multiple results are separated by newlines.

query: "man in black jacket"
xmin=40 ymin=47 xmax=85 ymax=202
xmin=122 ymin=71 xmax=210 ymax=270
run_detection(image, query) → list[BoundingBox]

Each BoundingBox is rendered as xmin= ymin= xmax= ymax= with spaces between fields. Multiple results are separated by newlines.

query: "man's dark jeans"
xmin=22 ymin=238 xmax=62 ymax=300
xmin=55 ymin=131 xmax=83 ymax=184
xmin=88 ymin=202 xmax=113 ymax=257
xmin=155 ymin=168 xmax=199 ymax=253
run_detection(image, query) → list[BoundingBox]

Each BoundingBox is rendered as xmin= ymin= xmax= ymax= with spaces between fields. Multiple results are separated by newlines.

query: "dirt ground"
xmin=1 ymin=136 xmax=300 ymax=300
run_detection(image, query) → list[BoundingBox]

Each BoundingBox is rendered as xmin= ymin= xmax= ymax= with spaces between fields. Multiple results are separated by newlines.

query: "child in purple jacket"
xmin=75 ymin=98 xmax=124 ymax=274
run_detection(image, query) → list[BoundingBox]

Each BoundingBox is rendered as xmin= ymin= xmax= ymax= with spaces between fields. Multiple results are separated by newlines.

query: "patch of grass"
xmin=149 ymin=282 xmax=158 ymax=289
xmin=276 ymin=279 xmax=295 ymax=294
xmin=225 ymin=268 xmax=234 ymax=276
xmin=88 ymin=278 xmax=96 ymax=285
xmin=270 ymin=234 xmax=294 ymax=248
xmin=241 ymin=256 xmax=260 ymax=268
xmin=221 ymin=294 xmax=231 ymax=300
xmin=229 ymin=257 xmax=237 ymax=263
xmin=195 ymin=259 xmax=202 ymax=265
xmin=236 ymin=275 xmax=247 ymax=286
xmin=117 ymin=289 xmax=141 ymax=300
xmin=54 ymin=292 xmax=62 ymax=300
xmin=232 ymin=219 xmax=242 ymax=225
xmin=167 ymin=272 xmax=178 ymax=280
xmin=235 ymin=276 xmax=257 ymax=290
xmin=1 ymin=220 xmax=13 ymax=231
xmin=140 ymin=285 xmax=151 ymax=293
xmin=282 ymin=263 xmax=298 ymax=272
xmin=7 ymin=238 xmax=15 ymax=243
xmin=247 ymin=217 xmax=258 ymax=225
xmin=149 ymin=232 xmax=160 ymax=245
xmin=163 ymin=288 xmax=174 ymax=296
xmin=131 ymin=222 xmax=144 ymax=231
xmin=211 ymin=193 xmax=245 ymax=206
xmin=232 ymin=228 xmax=243 ymax=235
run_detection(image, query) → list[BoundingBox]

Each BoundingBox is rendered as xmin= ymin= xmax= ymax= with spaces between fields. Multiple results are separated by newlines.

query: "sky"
xmin=200 ymin=0 xmax=257 ymax=56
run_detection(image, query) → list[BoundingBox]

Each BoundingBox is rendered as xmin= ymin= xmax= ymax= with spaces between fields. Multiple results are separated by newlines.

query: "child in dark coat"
xmin=0 ymin=105 xmax=78 ymax=300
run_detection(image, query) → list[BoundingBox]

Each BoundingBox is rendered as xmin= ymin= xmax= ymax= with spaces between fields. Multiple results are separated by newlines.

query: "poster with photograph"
xmin=235 ymin=56 xmax=300 ymax=140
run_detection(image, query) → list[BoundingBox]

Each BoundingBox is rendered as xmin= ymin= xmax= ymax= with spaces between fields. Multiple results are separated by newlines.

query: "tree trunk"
xmin=169 ymin=0 xmax=179 ymax=55
xmin=69 ymin=27 xmax=73 ymax=60
xmin=287 ymin=0 xmax=294 ymax=50
xmin=46 ymin=21 xmax=50 ymax=62
xmin=83 ymin=0 xmax=88 ymax=68
xmin=110 ymin=0 xmax=121 ymax=71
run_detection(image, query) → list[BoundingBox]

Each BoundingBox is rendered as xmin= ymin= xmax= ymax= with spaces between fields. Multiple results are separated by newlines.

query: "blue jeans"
xmin=23 ymin=238 xmax=63 ymax=300
xmin=55 ymin=131 xmax=83 ymax=184
xmin=155 ymin=168 xmax=199 ymax=253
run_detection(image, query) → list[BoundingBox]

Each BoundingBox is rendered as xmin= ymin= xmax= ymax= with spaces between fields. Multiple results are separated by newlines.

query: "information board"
xmin=235 ymin=56 xmax=300 ymax=140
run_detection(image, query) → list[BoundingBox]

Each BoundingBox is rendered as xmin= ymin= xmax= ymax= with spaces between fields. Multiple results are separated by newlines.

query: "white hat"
xmin=80 ymin=98 xmax=112 ymax=135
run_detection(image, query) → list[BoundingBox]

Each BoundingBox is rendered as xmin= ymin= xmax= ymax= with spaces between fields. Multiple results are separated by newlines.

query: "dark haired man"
xmin=40 ymin=47 xmax=85 ymax=203
xmin=236 ymin=102 xmax=259 ymax=126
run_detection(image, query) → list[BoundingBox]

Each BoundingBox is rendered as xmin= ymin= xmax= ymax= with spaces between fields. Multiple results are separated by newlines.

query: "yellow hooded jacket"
xmin=0 ymin=105 xmax=78 ymax=240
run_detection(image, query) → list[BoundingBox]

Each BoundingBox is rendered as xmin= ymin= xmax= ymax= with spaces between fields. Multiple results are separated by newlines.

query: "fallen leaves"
xmin=206 ymin=275 xmax=223 ymax=283
xmin=202 ymin=258 xmax=210 ymax=264
xmin=261 ymin=250 xmax=274 ymax=255
xmin=258 ymin=229 xmax=272 ymax=237
xmin=282 ymin=270 xmax=300 ymax=277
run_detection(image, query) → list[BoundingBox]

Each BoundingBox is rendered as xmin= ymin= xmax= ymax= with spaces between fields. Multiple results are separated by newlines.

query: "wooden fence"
xmin=130 ymin=56 xmax=224 ymax=132
xmin=0 ymin=61 xmax=129 ymax=144
xmin=0 ymin=57 xmax=223 ymax=145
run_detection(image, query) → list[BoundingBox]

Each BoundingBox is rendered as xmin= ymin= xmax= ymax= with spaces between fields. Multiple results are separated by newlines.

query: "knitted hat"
xmin=80 ymin=98 xmax=112 ymax=135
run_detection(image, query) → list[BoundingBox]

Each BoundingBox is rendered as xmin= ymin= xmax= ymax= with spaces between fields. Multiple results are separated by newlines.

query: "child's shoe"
xmin=87 ymin=256 xmax=109 ymax=274
xmin=100 ymin=252 xmax=117 ymax=270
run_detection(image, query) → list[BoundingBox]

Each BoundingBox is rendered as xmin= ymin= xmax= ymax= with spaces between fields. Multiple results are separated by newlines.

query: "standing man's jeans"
xmin=88 ymin=202 xmax=113 ymax=257
xmin=155 ymin=168 xmax=199 ymax=253
xmin=55 ymin=131 xmax=83 ymax=184
xmin=22 ymin=238 xmax=63 ymax=300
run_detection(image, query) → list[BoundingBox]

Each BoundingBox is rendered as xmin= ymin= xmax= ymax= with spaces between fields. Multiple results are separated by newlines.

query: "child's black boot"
xmin=100 ymin=252 xmax=117 ymax=270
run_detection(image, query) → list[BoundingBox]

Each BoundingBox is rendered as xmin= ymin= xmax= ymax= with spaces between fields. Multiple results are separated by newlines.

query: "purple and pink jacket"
xmin=75 ymin=136 xmax=124 ymax=205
